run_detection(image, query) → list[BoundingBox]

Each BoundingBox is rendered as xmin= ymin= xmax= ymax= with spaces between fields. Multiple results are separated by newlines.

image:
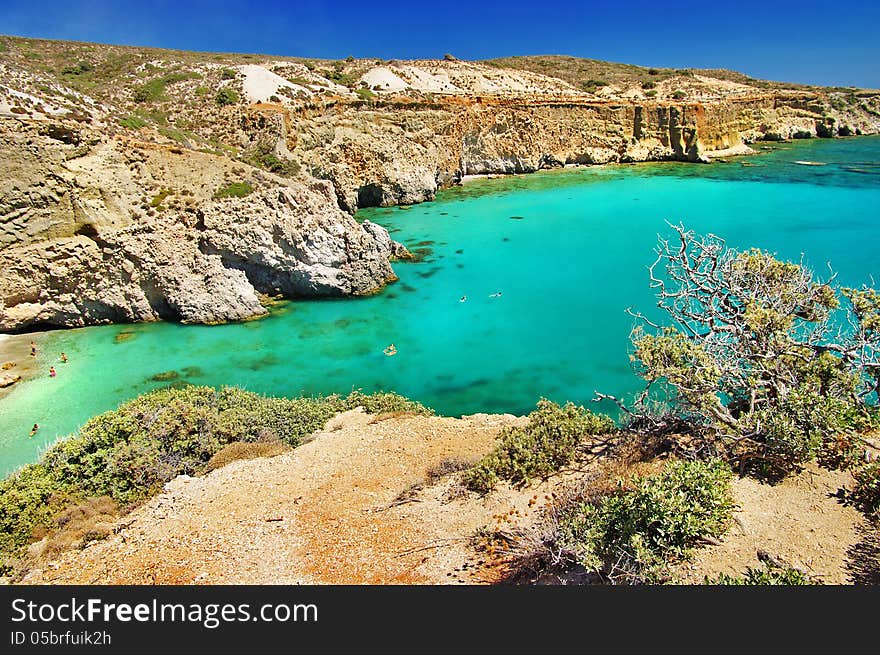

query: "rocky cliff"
xmin=1 ymin=37 xmax=878 ymax=330
xmin=0 ymin=118 xmax=402 ymax=330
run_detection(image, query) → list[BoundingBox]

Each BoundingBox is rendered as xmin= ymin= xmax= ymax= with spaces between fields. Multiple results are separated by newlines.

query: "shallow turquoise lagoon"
xmin=2 ymin=136 xmax=879 ymax=475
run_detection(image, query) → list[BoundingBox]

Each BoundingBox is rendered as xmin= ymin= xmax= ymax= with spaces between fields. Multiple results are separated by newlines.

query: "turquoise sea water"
xmin=2 ymin=137 xmax=879 ymax=476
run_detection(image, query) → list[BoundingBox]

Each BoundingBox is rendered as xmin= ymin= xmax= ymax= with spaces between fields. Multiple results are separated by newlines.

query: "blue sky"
xmin=2 ymin=0 xmax=879 ymax=87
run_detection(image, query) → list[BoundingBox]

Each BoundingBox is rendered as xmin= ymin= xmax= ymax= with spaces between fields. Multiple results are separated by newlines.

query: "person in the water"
xmin=489 ymin=291 xmax=502 ymax=298
xmin=29 ymin=423 xmax=38 ymax=437
xmin=383 ymin=343 xmax=397 ymax=356
xmin=49 ymin=366 xmax=56 ymax=377
xmin=30 ymin=341 xmax=36 ymax=357
xmin=60 ymin=352 xmax=67 ymax=363
xmin=460 ymin=295 xmax=467 ymax=302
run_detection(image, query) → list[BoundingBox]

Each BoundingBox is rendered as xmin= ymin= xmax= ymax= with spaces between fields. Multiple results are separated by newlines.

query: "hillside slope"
xmin=17 ymin=409 xmax=871 ymax=585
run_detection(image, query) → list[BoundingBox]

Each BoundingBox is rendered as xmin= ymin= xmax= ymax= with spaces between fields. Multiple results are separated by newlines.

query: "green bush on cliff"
xmin=215 ymin=88 xmax=239 ymax=106
xmin=132 ymin=72 xmax=199 ymax=103
xmin=705 ymin=561 xmax=815 ymax=585
xmin=246 ymin=143 xmax=301 ymax=177
xmin=118 ymin=115 xmax=148 ymax=130
xmin=582 ymin=79 xmax=608 ymax=91
xmin=213 ymin=181 xmax=253 ymax=199
xmin=61 ymin=62 xmax=94 ymax=76
xmin=557 ymin=459 xmax=734 ymax=583
xmin=850 ymin=461 xmax=880 ymax=518
xmin=464 ymin=399 xmax=614 ymax=492
xmin=0 ymin=386 xmax=432 ymax=572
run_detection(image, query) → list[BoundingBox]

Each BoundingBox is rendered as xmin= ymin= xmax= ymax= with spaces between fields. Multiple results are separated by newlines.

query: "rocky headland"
xmin=2 ymin=38 xmax=879 ymax=331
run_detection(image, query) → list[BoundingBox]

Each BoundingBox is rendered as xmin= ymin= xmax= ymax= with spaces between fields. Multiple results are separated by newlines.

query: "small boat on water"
xmin=794 ymin=160 xmax=826 ymax=166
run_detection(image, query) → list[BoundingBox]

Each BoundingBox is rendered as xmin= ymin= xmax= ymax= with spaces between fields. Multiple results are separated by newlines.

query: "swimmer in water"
xmin=29 ymin=423 xmax=38 ymax=437
xmin=460 ymin=295 xmax=467 ymax=302
xmin=383 ymin=343 xmax=397 ymax=356
xmin=49 ymin=366 xmax=56 ymax=377
xmin=489 ymin=291 xmax=502 ymax=298
xmin=30 ymin=341 xmax=36 ymax=357
xmin=60 ymin=352 xmax=67 ymax=363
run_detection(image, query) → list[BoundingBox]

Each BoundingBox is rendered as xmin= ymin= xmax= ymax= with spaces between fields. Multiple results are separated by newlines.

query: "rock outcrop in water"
xmin=1 ymin=38 xmax=879 ymax=330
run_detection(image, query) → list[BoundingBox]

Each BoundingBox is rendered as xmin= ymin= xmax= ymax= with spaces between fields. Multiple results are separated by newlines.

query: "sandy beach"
xmin=0 ymin=332 xmax=46 ymax=397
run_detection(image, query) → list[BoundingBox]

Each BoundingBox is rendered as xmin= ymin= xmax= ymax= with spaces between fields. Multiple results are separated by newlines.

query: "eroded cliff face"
xmin=272 ymin=91 xmax=880 ymax=213
xmin=0 ymin=119 xmax=403 ymax=331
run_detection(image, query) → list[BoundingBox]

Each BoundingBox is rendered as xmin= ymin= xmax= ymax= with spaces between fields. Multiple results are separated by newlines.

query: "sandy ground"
xmin=674 ymin=462 xmax=874 ymax=584
xmin=0 ymin=332 xmax=47 ymax=397
xmin=237 ymin=64 xmax=310 ymax=104
xmin=360 ymin=67 xmax=409 ymax=93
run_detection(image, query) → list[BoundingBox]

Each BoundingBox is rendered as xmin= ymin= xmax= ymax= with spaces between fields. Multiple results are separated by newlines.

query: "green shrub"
xmin=645 ymin=90 xmax=658 ymax=98
xmin=158 ymin=127 xmax=191 ymax=144
xmin=133 ymin=79 xmax=165 ymax=103
xmin=118 ymin=115 xmax=148 ymax=130
xmin=324 ymin=69 xmax=359 ymax=88
xmin=342 ymin=390 xmax=433 ymax=416
xmin=641 ymin=80 xmax=656 ymax=90
xmin=464 ymin=399 xmax=614 ymax=492
xmin=131 ymin=72 xmax=198 ymax=103
xmin=215 ymin=88 xmax=239 ymax=106
xmin=851 ymin=462 xmax=880 ymax=517
xmin=672 ymin=90 xmax=687 ymax=100
xmin=61 ymin=62 xmax=93 ymax=76
xmin=150 ymin=189 xmax=173 ymax=209
xmin=213 ymin=182 xmax=253 ymax=199
xmin=582 ymin=79 xmax=609 ymax=91
xmin=0 ymin=464 xmax=71 ymax=560
xmin=246 ymin=143 xmax=301 ymax=177
xmin=220 ymin=68 xmax=237 ymax=80
xmin=706 ymin=562 xmax=815 ymax=585
xmin=355 ymin=87 xmax=375 ymax=101
xmin=626 ymin=228 xmax=880 ymax=477
xmin=558 ymin=459 xmax=734 ymax=583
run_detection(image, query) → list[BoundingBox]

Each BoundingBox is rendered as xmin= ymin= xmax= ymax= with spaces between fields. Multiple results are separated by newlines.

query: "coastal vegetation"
xmin=213 ymin=181 xmax=254 ymax=199
xmin=705 ymin=561 xmax=815 ymax=585
xmin=618 ymin=225 xmax=880 ymax=478
xmin=132 ymin=71 xmax=200 ymax=103
xmin=552 ymin=459 xmax=734 ymax=583
xmin=215 ymin=87 xmax=239 ymax=106
xmin=464 ymin=399 xmax=614 ymax=492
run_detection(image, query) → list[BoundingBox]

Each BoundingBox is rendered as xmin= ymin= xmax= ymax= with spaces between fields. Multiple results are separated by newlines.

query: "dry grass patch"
xmin=12 ymin=496 xmax=122 ymax=577
xmin=203 ymin=440 xmax=290 ymax=473
xmin=426 ymin=457 xmax=474 ymax=484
